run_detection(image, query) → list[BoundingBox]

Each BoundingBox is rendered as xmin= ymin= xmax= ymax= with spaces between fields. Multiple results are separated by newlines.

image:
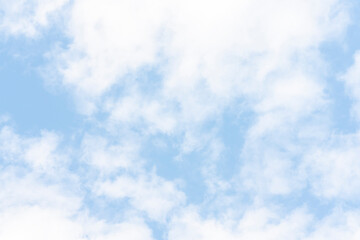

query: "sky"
xmin=1 ymin=0 xmax=360 ymax=239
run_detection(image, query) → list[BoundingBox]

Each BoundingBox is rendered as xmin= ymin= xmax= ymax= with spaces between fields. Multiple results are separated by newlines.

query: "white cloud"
xmin=302 ymin=131 xmax=360 ymax=200
xmin=169 ymin=206 xmax=360 ymax=240
xmin=53 ymin=0 xmax=166 ymax=100
xmin=168 ymin=206 xmax=311 ymax=240
xmin=0 ymin=125 xmax=66 ymax=172
xmin=86 ymin=218 xmax=155 ymax=240
xmin=236 ymin=112 xmax=328 ymax=197
xmin=0 ymin=171 xmax=81 ymax=212
xmin=81 ymin=134 xmax=140 ymax=173
xmin=0 ymin=125 xmax=22 ymax=161
xmin=0 ymin=0 xmax=69 ymax=37
xmin=305 ymin=209 xmax=360 ymax=240
xmin=240 ymin=152 xmax=301 ymax=195
xmin=254 ymin=73 xmax=324 ymax=118
xmin=0 ymin=180 xmax=155 ymax=240
xmin=96 ymin=172 xmax=185 ymax=222
xmin=23 ymin=131 xmax=63 ymax=171
xmin=105 ymin=93 xmax=177 ymax=134
xmin=0 ymin=125 xmax=156 ymax=240
xmin=0 ymin=206 xmax=155 ymax=240
xmin=0 ymin=206 xmax=84 ymax=240
xmin=0 ymin=163 xmax=84 ymax=240
xmin=49 ymin=0 xmax=348 ymax=122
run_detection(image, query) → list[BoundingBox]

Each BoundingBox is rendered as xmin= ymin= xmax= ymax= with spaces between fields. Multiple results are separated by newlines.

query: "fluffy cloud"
xmin=169 ymin=206 xmax=360 ymax=240
xmin=0 ymin=206 xmax=84 ymax=240
xmin=53 ymin=0 xmax=166 ymax=102
xmin=96 ymin=172 xmax=185 ymax=222
xmin=168 ymin=206 xmax=311 ymax=240
xmin=80 ymin=134 xmax=140 ymax=172
xmin=51 ymin=0 xmax=348 ymax=121
xmin=0 ymin=124 xmax=156 ymax=239
xmin=302 ymin=131 xmax=360 ymax=200
xmin=0 ymin=124 xmax=66 ymax=172
xmin=0 ymin=191 xmax=155 ymax=240
xmin=86 ymin=218 xmax=155 ymax=240
xmin=0 ymin=0 xmax=69 ymax=37
xmin=305 ymin=209 xmax=360 ymax=240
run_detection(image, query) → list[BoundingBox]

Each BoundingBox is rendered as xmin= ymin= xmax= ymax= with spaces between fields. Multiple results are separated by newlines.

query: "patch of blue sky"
xmin=147 ymin=221 xmax=167 ymax=240
xmin=82 ymin=193 xmax=131 ymax=222
xmin=218 ymin=105 xmax=255 ymax=178
xmin=0 ymin=28 xmax=81 ymax=135
xmin=141 ymin=135 xmax=179 ymax=178
xmin=145 ymin=141 xmax=207 ymax=205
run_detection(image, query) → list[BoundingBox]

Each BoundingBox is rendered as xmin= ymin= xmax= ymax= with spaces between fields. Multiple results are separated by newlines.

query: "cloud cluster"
xmin=1 ymin=0 xmax=360 ymax=239
xmin=0 ymin=0 xmax=69 ymax=37
xmin=51 ymin=0 xmax=347 ymax=119
xmin=0 ymin=122 xmax=164 ymax=239
xmin=0 ymin=124 xmax=66 ymax=172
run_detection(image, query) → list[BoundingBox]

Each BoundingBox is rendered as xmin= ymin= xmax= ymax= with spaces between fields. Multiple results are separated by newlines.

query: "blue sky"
xmin=1 ymin=0 xmax=360 ymax=239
